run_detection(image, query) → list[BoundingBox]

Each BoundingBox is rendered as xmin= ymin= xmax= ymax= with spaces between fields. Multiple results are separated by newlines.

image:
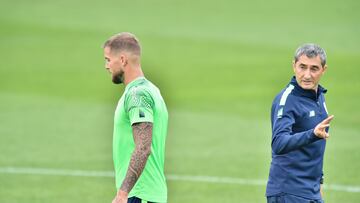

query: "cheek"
xmin=295 ymin=69 xmax=303 ymax=77
xmin=314 ymin=73 xmax=322 ymax=80
xmin=109 ymin=62 xmax=116 ymax=69
xmin=111 ymin=62 xmax=122 ymax=72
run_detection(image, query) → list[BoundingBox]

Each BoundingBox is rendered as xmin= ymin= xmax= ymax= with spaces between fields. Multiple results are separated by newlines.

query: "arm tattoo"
xmin=120 ymin=122 xmax=153 ymax=193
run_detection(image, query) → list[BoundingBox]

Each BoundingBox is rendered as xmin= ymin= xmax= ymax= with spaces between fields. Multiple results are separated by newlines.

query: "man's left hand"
xmin=320 ymin=184 xmax=324 ymax=198
xmin=112 ymin=190 xmax=128 ymax=203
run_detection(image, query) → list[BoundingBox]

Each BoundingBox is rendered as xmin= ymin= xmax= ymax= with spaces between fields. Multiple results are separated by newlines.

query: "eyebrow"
xmin=299 ymin=63 xmax=319 ymax=68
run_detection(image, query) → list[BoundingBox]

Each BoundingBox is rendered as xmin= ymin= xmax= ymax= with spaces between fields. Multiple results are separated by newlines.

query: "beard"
xmin=112 ymin=71 xmax=124 ymax=84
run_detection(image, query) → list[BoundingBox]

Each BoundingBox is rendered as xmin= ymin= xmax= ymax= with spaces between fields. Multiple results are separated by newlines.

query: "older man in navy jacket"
xmin=266 ymin=44 xmax=334 ymax=203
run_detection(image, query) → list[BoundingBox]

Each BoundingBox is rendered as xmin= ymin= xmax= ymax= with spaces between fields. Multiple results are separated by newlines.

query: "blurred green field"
xmin=1 ymin=0 xmax=360 ymax=202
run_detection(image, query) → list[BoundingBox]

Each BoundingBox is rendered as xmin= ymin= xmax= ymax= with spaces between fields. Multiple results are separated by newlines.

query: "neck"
xmin=123 ymin=65 xmax=144 ymax=86
xmin=313 ymin=85 xmax=318 ymax=94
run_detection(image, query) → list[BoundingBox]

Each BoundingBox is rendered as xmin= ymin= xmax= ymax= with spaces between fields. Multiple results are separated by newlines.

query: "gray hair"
xmin=294 ymin=43 xmax=327 ymax=67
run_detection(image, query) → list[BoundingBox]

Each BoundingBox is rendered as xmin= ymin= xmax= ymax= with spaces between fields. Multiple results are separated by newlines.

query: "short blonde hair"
xmin=103 ymin=32 xmax=141 ymax=56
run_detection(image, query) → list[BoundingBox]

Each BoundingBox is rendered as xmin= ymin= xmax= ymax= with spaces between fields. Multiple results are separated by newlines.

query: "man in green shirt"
xmin=103 ymin=32 xmax=168 ymax=203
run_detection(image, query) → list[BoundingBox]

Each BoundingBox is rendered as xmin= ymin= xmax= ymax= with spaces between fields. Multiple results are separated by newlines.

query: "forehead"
xmin=296 ymin=54 xmax=322 ymax=67
xmin=104 ymin=47 xmax=123 ymax=59
xmin=104 ymin=47 xmax=112 ymax=57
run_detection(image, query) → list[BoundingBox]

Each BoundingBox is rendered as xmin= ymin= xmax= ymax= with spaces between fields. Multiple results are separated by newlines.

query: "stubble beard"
xmin=112 ymin=71 xmax=124 ymax=84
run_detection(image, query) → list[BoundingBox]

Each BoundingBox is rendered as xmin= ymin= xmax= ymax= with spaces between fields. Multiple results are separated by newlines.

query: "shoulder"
xmin=125 ymin=84 xmax=154 ymax=108
xmin=127 ymin=84 xmax=150 ymax=97
xmin=128 ymin=79 xmax=157 ymax=94
xmin=273 ymin=84 xmax=298 ymax=107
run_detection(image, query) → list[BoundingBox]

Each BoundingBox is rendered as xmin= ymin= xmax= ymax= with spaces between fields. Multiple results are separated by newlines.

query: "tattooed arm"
xmin=121 ymin=122 xmax=153 ymax=192
xmin=112 ymin=122 xmax=153 ymax=203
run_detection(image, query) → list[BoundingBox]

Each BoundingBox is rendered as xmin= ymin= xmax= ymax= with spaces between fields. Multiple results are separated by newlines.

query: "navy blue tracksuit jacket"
xmin=266 ymin=76 xmax=329 ymax=200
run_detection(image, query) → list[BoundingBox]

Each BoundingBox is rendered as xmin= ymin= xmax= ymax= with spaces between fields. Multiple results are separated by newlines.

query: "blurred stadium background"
xmin=0 ymin=0 xmax=359 ymax=202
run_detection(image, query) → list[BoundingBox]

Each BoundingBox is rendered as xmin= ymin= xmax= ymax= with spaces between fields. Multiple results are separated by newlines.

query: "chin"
xmin=112 ymin=77 xmax=122 ymax=84
xmin=112 ymin=74 xmax=123 ymax=84
xmin=301 ymin=84 xmax=315 ymax=90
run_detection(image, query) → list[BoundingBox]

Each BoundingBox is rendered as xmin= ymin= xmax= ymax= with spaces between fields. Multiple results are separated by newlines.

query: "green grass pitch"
xmin=0 ymin=0 xmax=359 ymax=202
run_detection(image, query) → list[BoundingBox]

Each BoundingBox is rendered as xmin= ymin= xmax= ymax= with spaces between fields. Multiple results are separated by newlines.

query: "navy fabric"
xmin=266 ymin=76 xmax=329 ymax=199
xmin=128 ymin=196 xmax=154 ymax=203
xmin=267 ymin=193 xmax=324 ymax=203
xmin=128 ymin=197 xmax=142 ymax=203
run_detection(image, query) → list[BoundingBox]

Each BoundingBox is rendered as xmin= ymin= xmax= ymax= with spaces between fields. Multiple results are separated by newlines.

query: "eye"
xmin=311 ymin=66 xmax=319 ymax=71
xmin=299 ymin=65 xmax=306 ymax=70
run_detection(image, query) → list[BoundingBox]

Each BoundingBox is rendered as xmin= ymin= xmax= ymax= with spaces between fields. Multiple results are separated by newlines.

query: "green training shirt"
xmin=113 ymin=77 xmax=168 ymax=203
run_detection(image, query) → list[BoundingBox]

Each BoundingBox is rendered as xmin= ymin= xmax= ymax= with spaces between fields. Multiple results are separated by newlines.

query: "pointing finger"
xmin=319 ymin=124 xmax=330 ymax=129
xmin=322 ymin=115 xmax=334 ymax=124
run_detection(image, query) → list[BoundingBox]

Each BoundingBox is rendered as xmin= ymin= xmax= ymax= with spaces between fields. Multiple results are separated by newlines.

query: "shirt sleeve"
xmin=125 ymin=86 xmax=154 ymax=125
xmin=271 ymin=102 xmax=321 ymax=155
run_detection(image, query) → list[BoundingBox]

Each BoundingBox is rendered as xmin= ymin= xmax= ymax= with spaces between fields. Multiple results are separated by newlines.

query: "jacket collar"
xmin=289 ymin=76 xmax=327 ymax=101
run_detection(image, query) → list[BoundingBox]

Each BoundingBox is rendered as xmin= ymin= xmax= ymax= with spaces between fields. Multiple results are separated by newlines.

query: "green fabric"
xmin=113 ymin=77 xmax=168 ymax=203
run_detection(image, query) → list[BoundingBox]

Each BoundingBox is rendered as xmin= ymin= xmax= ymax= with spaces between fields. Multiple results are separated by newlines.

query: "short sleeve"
xmin=125 ymin=86 xmax=154 ymax=125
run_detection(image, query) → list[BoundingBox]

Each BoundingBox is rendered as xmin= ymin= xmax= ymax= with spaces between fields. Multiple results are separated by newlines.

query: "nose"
xmin=304 ymin=69 xmax=311 ymax=79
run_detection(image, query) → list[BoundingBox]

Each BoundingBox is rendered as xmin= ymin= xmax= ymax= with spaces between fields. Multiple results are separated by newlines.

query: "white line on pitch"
xmin=0 ymin=166 xmax=359 ymax=193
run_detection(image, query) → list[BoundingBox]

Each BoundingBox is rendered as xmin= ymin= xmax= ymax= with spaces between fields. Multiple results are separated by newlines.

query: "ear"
xmin=322 ymin=65 xmax=328 ymax=75
xmin=119 ymin=54 xmax=127 ymax=66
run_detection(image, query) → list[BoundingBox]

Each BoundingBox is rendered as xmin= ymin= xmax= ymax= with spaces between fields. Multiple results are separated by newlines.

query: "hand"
xmin=314 ymin=115 xmax=334 ymax=139
xmin=112 ymin=190 xmax=128 ymax=203
xmin=320 ymin=184 xmax=324 ymax=198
